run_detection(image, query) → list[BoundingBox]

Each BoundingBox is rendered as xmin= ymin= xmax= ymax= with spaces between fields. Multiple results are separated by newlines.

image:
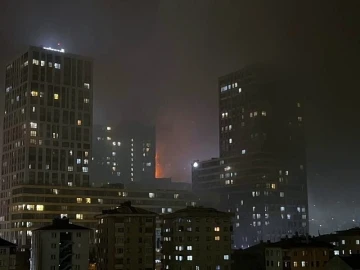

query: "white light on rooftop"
xmin=43 ymin=47 xmax=65 ymax=53
xmin=193 ymin=162 xmax=199 ymax=168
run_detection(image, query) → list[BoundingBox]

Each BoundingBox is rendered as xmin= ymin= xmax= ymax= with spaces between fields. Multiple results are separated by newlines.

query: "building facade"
xmin=265 ymin=236 xmax=333 ymax=270
xmin=0 ymin=183 xmax=197 ymax=247
xmin=162 ymin=206 xmax=233 ymax=270
xmin=31 ymin=218 xmax=90 ymax=270
xmin=92 ymin=123 xmax=156 ymax=185
xmin=95 ymin=201 xmax=157 ymax=270
xmin=192 ymin=65 xmax=308 ymax=248
xmin=0 ymin=238 xmax=16 ymax=270
xmin=1 ymin=46 xmax=93 ymax=245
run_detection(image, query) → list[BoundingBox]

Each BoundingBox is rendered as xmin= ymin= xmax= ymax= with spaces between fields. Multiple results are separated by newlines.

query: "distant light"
xmin=193 ymin=162 xmax=199 ymax=168
xmin=43 ymin=47 xmax=65 ymax=53
xmin=353 ymin=219 xmax=356 ymax=222
xmin=106 ymin=126 xmax=111 ymax=131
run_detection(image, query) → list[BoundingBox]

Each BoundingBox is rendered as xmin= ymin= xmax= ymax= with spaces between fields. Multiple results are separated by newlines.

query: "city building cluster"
xmin=0 ymin=46 xmax=358 ymax=269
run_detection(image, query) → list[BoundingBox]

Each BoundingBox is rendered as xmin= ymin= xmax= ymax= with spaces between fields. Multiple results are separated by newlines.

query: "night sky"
xmin=1 ymin=0 xmax=360 ymax=220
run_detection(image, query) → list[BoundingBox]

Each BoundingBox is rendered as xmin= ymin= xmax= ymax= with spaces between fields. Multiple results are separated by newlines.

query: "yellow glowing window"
xmin=215 ymin=236 xmax=220 ymax=241
xmin=77 ymin=120 xmax=82 ymax=126
xmin=36 ymin=205 xmax=44 ymax=211
xmin=77 ymin=198 xmax=83 ymax=203
xmin=54 ymin=93 xmax=59 ymax=100
xmin=86 ymin=198 xmax=91 ymax=204
xmin=31 ymin=91 xmax=38 ymax=97
xmin=214 ymin=227 xmax=220 ymax=232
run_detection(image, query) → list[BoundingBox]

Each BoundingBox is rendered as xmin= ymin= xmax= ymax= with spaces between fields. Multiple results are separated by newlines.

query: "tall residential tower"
xmin=1 ymin=46 xmax=93 ymax=245
xmin=192 ymin=66 xmax=308 ymax=248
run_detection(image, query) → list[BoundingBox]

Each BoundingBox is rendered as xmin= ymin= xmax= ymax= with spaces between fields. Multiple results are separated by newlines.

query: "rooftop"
xmin=267 ymin=236 xmax=334 ymax=249
xmin=164 ymin=206 xmax=232 ymax=218
xmin=98 ymin=201 xmax=157 ymax=216
xmin=33 ymin=217 xmax=91 ymax=231
xmin=0 ymin=237 xmax=16 ymax=247
xmin=339 ymin=255 xmax=360 ymax=268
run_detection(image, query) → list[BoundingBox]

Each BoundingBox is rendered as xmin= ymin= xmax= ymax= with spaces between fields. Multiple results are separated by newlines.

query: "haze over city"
xmin=0 ymin=0 xmax=359 ymax=243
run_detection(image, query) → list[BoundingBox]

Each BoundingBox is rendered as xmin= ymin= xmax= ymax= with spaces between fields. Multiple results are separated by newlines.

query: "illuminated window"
xmin=54 ymin=63 xmax=61 ymax=69
xmin=30 ymin=131 xmax=37 ymax=137
xmin=215 ymin=236 xmax=220 ymax=241
xmin=229 ymin=138 xmax=232 ymax=144
xmin=187 ymin=256 xmax=192 ymax=261
xmin=280 ymin=192 xmax=284 ymax=197
xmin=146 ymin=162 xmax=151 ymax=166
xmin=174 ymin=194 xmax=179 ymax=199
xmin=149 ymin=193 xmax=155 ymax=198
xmin=239 ymin=88 xmax=242 ymax=93
xmin=301 ymin=261 xmax=305 ymax=267
xmin=107 ymin=137 xmax=111 ymax=141
xmin=26 ymin=205 xmax=34 ymax=210
xmin=117 ymin=142 xmax=121 ymax=146
xmin=33 ymin=59 xmax=39 ymax=65
xmin=84 ymin=98 xmax=90 ymax=103
xmin=86 ymin=198 xmax=91 ymax=204
xmin=77 ymin=159 xmax=81 ymax=164
xmin=30 ymin=122 xmax=37 ymax=129
xmin=271 ymin=184 xmax=276 ymax=189
xmin=187 ymin=246 xmax=192 ymax=250
xmin=68 ymin=166 xmax=73 ymax=172
xmin=24 ymin=60 xmax=28 ymax=66
xmin=250 ymin=112 xmax=253 ymax=118
xmin=77 ymin=120 xmax=82 ymax=126
xmin=342 ymin=240 xmax=345 ymax=245
xmin=242 ymin=149 xmax=246 ymax=154
xmin=262 ymin=111 xmax=267 ymax=116
xmin=36 ymin=205 xmax=44 ymax=211
xmin=41 ymin=60 xmax=45 ymax=66
xmin=77 ymin=198 xmax=82 ymax=203
xmin=76 ymin=214 xmax=83 ymax=220
xmin=356 ymin=240 xmax=360 ymax=245
xmin=31 ymin=91 xmax=38 ymax=97
xmin=298 ymin=116 xmax=302 ymax=122
xmin=84 ymin=83 xmax=90 ymax=89
xmin=214 ymin=227 xmax=220 ymax=232
xmin=82 ymin=167 xmax=88 ymax=172
xmin=297 ymin=102 xmax=301 ymax=108
xmin=294 ymin=262 xmax=298 ymax=267
xmin=280 ymin=206 xmax=285 ymax=212
xmin=112 ymin=152 xmax=116 ymax=156
xmin=48 ymin=62 xmax=52 ymax=67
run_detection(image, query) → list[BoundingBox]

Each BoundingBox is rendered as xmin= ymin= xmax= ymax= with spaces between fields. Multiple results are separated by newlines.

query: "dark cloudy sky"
xmin=0 ymin=0 xmax=359 ymax=204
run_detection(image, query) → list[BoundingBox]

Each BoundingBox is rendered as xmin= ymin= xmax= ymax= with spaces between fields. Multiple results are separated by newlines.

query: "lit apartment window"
xmin=86 ymin=198 xmax=91 ymax=204
xmin=31 ymin=91 xmax=38 ymax=96
xmin=229 ymin=138 xmax=232 ymax=144
xmin=297 ymin=102 xmax=301 ymax=107
xmin=84 ymin=83 xmax=90 ymax=89
xmin=224 ymin=255 xmax=229 ymax=260
xmin=242 ymin=149 xmax=246 ymax=154
xmin=112 ymin=152 xmax=116 ymax=156
xmin=68 ymin=182 xmax=73 ymax=187
xmin=54 ymin=63 xmax=61 ymax=69
xmin=187 ymin=246 xmax=192 ymax=250
xmin=215 ymin=236 xmax=220 ymax=241
xmin=77 ymin=120 xmax=82 ymax=126
xmin=77 ymin=198 xmax=83 ymax=203
xmin=26 ymin=205 xmax=35 ymax=210
xmin=98 ymin=199 xmax=103 ymax=204
xmin=280 ymin=192 xmax=285 ymax=197
xmin=24 ymin=60 xmax=28 ymax=66
xmin=187 ymin=256 xmax=192 ymax=261
xmin=68 ymin=166 xmax=73 ymax=172
xmin=30 ymin=122 xmax=37 ymax=129
xmin=271 ymin=184 xmax=276 ymax=189
xmin=30 ymin=131 xmax=37 ymax=137
xmin=174 ymin=194 xmax=179 ymax=199
xmin=82 ymin=167 xmax=88 ymax=172
xmin=280 ymin=206 xmax=285 ymax=212
xmin=41 ymin=60 xmax=45 ymax=66
xmin=301 ymin=261 xmax=306 ymax=267
xmin=298 ymin=116 xmax=302 ymax=122
xmin=54 ymin=93 xmax=59 ymax=100
xmin=76 ymin=214 xmax=83 ymax=220
xmin=149 ymin=193 xmax=155 ymax=198
xmin=107 ymin=137 xmax=111 ymax=141
xmin=77 ymin=159 xmax=81 ymax=164
xmin=36 ymin=205 xmax=44 ymax=211
xmin=287 ymin=214 xmax=291 ymax=220
xmin=250 ymin=112 xmax=253 ymax=117
xmin=356 ymin=240 xmax=360 ymax=245
xmin=262 ymin=111 xmax=267 ymax=116
xmin=342 ymin=240 xmax=346 ymax=245
xmin=294 ymin=261 xmax=298 ymax=267
xmin=214 ymin=227 xmax=220 ymax=232
xmin=84 ymin=98 xmax=90 ymax=103
xmin=239 ymin=88 xmax=242 ymax=93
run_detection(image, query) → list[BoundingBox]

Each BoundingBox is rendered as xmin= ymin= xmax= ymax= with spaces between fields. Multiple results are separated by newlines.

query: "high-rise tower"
xmin=1 ymin=46 xmax=93 ymax=245
xmin=192 ymin=65 xmax=308 ymax=248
